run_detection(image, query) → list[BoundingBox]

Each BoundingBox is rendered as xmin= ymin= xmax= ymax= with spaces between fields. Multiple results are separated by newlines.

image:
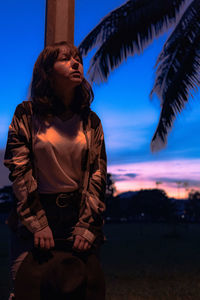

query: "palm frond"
xmin=79 ymin=0 xmax=188 ymax=82
xmin=150 ymin=0 xmax=200 ymax=151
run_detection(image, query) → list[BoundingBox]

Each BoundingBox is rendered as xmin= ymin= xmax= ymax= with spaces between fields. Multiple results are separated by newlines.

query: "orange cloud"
xmin=108 ymin=159 xmax=200 ymax=199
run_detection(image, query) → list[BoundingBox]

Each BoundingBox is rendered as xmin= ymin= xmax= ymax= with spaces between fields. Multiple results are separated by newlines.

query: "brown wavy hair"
xmin=30 ymin=41 xmax=94 ymax=122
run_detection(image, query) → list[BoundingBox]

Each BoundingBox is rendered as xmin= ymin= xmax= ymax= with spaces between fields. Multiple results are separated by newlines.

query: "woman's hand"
xmin=34 ymin=226 xmax=55 ymax=250
xmin=73 ymin=235 xmax=92 ymax=252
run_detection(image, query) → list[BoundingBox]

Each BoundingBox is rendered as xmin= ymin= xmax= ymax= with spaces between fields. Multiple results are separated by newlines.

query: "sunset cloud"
xmin=108 ymin=159 xmax=200 ymax=198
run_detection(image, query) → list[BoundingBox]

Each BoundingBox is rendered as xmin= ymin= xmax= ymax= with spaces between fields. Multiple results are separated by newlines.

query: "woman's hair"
xmin=30 ymin=41 xmax=94 ymax=121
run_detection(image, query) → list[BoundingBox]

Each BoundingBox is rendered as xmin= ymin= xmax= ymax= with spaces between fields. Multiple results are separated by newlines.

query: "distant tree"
xmin=183 ymin=181 xmax=189 ymax=199
xmin=129 ymin=189 xmax=176 ymax=221
xmin=185 ymin=191 xmax=200 ymax=222
xmin=0 ymin=185 xmax=13 ymax=202
xmin=106 ymin=173 xmax=116 ymax=197
xmin=155 ymin=181 xmax=162 ymax=189
xmin=105 ymin=173 xmax=116 ymax=218
xmin=0 ymin=185 xmax=13 ymax=213
xmin=175 ymin=181 xmax=183 ymax=199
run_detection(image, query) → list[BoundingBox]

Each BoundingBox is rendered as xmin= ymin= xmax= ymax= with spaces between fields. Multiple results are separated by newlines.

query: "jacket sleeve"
xmin=4 ymin=102 xmax=48 ymax=233
xmin=72 ymin=112 xmax=107 ymax=244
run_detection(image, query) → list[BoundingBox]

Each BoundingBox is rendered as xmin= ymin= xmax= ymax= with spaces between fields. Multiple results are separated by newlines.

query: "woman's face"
xmin=52 ymin=46 xmax=84 ymax=88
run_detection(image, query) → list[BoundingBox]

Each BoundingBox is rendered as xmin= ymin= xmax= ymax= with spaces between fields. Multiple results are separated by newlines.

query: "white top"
xmin=33 ymin=114 xmax=87 ymax=194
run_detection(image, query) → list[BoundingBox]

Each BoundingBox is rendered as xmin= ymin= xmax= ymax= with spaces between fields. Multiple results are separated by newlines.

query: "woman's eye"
xmin=61 ymin=55 xmax=70 ymax=61
xmin=74 ymin=57 xmax=81 ymax=63
xmin=59 ymin=55 xmax=81 ymax=63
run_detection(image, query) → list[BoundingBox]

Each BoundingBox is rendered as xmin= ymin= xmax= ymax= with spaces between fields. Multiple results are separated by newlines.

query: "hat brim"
xmin=14 ymin=248 xmax=86 ymax=300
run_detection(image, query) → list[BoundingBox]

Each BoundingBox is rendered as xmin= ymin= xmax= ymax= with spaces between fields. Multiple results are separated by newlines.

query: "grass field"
xmin=102 ymin=222 xmax=200 ymax=300
xmin=0 ymin=223 xmax=10 ymax=300
xmin=1 ymin=222 xmax=200 ymax=300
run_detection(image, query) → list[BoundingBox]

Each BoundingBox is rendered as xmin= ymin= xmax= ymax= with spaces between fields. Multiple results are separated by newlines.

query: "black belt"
xmin=39 ymin=190 xmax=81 ymax=208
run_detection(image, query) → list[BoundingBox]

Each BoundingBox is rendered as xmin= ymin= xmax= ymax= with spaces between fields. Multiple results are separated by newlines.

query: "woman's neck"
xmin=59 ymin=88 xmax=75 ymax=109
xmin=53 ymin=83 xmax=75 ymax=110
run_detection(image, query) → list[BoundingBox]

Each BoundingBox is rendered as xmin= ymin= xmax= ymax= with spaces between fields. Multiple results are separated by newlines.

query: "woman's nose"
xmin=71 ymin=58 xmax=79 ymax=69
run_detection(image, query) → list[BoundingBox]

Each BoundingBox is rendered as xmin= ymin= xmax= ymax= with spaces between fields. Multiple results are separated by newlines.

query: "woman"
xmin=4 ymin=41 xmax=107 ymax=299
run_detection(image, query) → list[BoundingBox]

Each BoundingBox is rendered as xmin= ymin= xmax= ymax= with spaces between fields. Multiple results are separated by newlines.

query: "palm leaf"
xmin=79 ymin=0 xmax=188 ymax=82
xmin=150 ymin=0 xmax=200 ymax=151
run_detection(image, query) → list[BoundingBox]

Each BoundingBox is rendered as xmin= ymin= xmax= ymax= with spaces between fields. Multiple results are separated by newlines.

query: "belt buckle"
xmin=56 ymin=193 xmax=70 ymax=208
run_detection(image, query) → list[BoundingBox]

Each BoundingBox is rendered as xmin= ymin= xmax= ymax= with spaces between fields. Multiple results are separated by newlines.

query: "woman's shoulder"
xmin=89 ymin=110 xmax=101 ymax=129
xmin=14 ymin=100 xmax=32 ymax=118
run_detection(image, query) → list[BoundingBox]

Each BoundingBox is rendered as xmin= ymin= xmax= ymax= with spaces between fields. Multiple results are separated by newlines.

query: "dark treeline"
xmin=105 ymin=173 xmax=200 ymax=223
xmin=0 ymin=176 xmax=200 ymax=224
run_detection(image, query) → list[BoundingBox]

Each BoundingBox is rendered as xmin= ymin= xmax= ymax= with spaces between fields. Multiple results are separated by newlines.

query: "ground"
xmin=1 ymin=221 xmax=200 ymax=300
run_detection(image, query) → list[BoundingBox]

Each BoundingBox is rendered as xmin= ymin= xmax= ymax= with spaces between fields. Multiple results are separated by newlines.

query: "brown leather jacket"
xmin=4 ymin=100 xmax=107 ymax=244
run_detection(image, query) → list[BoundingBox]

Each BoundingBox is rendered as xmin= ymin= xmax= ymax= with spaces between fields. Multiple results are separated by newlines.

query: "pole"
xmin=45 ymin=0 xmax=75 ymax=47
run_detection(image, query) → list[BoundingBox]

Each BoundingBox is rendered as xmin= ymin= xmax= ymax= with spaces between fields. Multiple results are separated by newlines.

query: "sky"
xmin=0 ymin=0 xmax=200 ymax=198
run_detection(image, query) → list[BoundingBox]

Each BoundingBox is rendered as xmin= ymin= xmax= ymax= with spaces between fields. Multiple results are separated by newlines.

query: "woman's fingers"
xmin=50 ymin=237 xmax=55 ymax=248
xmin=34 ymin=226 xmax=55 ymax=250
xmin=34 ymin=236 xmax=39 ymax=248
xmin=35 ymin=231 xmax=91 ymax=251
xmin=44 ymin=238 xmax=50 ymax=249
xmin=78 ymin=238 xmax=84 ymax=250
xmin=73 ymin=235 xmax=91 ymax=251
xmin=34 ymin=237 xmax=54 ymax=249
xmin=83 ymin=241 xmax=90 ymax=250
xmin=39 ymin=237 xmax=45 ymax=248
xmin=73 ymin=235 xmax=81 ymax=249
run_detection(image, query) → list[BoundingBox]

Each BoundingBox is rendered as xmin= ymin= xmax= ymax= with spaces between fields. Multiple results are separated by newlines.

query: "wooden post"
xmin=45 ymin=0 xmax=75 ymax=46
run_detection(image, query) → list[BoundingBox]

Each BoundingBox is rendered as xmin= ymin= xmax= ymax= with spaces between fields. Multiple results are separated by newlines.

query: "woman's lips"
xmin=71 ymin=71 xmax=81 ymax=75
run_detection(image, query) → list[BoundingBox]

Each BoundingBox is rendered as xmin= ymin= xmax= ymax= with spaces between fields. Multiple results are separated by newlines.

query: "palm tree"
xmin=155 ymin=181 xmax=162 ymax=189
xmin=78 ymin=0 xmax=200 ymax=151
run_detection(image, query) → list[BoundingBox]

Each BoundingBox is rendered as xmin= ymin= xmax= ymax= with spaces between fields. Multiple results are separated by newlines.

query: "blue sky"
xmin=0 ymin=0 xmax=200 ymax=197
xmin=74 ymin=0 xmax=200 ymax=163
